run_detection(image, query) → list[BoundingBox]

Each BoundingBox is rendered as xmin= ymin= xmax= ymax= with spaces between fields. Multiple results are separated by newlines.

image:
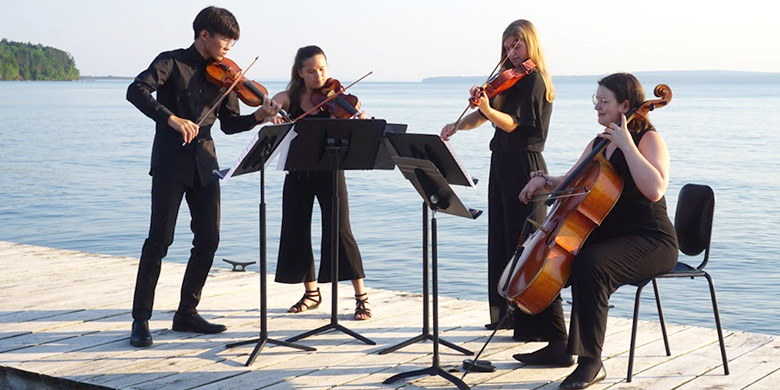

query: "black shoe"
xmin=559 ymin=364 xmax=607 ymax=389
xmin=130 ymin=320 xmax=153 ymax=347
xmin=172 ymin=312 xmax=227 ymax=334
xmin=513 ymin=343 xmax=575 ymax=367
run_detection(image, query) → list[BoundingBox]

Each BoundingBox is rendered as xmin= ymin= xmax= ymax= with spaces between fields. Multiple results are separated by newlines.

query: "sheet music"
xmin=219 ymin=125 xmax=297 ymax=183
xmin=221 ymin=131 xmax=261 ymax=183
xmin=442 ymin=139 xmax=477 ymax=187
xmin=272 ymin=127 xmax=297 ymax=171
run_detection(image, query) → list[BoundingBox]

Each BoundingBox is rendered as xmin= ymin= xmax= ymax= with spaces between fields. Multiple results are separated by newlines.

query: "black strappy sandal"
xmin=288 ymin=288 xmax=321 ymax=313
xmin=354 ymin=292 xmax=372 ymax=320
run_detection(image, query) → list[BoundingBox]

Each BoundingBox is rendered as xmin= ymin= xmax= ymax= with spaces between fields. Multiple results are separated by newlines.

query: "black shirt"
xmin=482 ymin=71 xmax=552 ymax=152
xmin=127 ymin=45 xmax=259 ymax=186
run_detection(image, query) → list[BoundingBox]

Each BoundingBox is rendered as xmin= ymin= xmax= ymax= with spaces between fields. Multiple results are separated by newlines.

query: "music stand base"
xmin=378 ymin=333 xmax=473 ymax=355
xmin=383 ymin=365 xmax=470 ymax=390
xmin=227 ymin=336 xmax=315 ymax=366
xmin=286 ymin=322 xmax=376 ymax=345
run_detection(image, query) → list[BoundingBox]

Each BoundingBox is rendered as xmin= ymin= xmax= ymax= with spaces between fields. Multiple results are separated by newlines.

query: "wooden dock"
xmin=1 ymin=240 xmax=778 ymax=390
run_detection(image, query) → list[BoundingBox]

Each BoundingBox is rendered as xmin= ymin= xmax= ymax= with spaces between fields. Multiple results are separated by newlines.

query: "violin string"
xmin=292 ymin=71 xmax=373 ymax=122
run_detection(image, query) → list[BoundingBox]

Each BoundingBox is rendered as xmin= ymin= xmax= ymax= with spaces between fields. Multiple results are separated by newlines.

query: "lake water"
xmin=1 ymin=76 xmax=779 ymax=336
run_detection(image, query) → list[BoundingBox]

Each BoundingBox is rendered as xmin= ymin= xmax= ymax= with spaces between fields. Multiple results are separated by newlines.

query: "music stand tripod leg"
xmin=225 ymin=153 xmax=314 ymax=367
xmin=383 ymin=202 xmax=470 ymax=389
xmin=379 ymin=202 xmax=472 ymax=356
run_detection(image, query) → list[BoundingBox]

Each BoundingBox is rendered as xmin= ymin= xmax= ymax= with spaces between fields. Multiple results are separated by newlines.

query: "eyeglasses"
xmin=592 ymin=94 xmax=613 ymax=107
xmin=211 ymin=33 xmax=236 ymax=48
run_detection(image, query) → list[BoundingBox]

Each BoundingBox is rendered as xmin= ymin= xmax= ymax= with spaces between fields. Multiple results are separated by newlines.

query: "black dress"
xmin=481 ymin=71 xmax=566 ymax=339
xmin=555 ymin=129 xmax=679 ymax=358
xmin=274 ymin=101 xmax=365 ymax=284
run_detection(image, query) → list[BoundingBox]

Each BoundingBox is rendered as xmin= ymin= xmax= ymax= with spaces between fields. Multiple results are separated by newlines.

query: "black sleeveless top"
xmin=288 ymin=95 xmax=330 ymax=120
xmin=586 ymin=129 xmax=676 ymax=244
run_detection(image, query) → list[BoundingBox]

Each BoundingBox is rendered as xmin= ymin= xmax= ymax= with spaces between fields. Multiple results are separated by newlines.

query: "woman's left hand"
xmin=598 ymin=113 xmax=632 ymax=151
xmin=473 ymin=89 xmax=491 ymax=114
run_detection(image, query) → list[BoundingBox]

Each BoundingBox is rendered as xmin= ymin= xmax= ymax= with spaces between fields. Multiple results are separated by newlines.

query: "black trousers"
xmin=275 ymin=171 xmax=364 ymax=284
xmin=487 ymin=151 xmax=566 ymax=339
xmin=132 ymin=170 xmax=220 ymax=321
xmin=556 ymin=233 xmax=678 ymax=358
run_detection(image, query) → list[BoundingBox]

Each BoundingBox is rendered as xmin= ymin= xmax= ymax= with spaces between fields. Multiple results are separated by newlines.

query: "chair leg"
xmin=627 ymin=284 xmax=645 ymax=383
xmin=705 ymin=273 xmax=729 ymax=375
xmin=652 ymin=279 xmax=671 ymax=356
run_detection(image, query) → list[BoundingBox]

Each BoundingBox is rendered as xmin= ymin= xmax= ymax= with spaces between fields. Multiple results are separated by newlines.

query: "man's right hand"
xmin=168 ymin=115 xmax=199 ymax=144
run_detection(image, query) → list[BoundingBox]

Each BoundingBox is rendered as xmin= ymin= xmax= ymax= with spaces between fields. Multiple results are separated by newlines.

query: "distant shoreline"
xmin=423 ymin=70 xmax=780 ymax=84
xmin=79 ymin=75 xmax=134 ymax=81
xmin=6 ymin=70 xmax=779 ymax=84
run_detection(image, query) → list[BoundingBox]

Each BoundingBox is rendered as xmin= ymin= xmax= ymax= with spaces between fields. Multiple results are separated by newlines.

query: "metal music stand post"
xmin=381 ymin=133 xmax=482 ymax=390
xmin=379 ymin=134 xmax=479 ymax=356
xmin=283 ymin=118 xmax=406 ymax=346
xmin=217 ymin=123 xmax=315 ymax=367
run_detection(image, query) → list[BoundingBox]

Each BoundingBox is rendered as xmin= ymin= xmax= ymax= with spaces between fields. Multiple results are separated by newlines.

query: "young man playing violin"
xmin=126 ymin=6 xmax=281 ymax=348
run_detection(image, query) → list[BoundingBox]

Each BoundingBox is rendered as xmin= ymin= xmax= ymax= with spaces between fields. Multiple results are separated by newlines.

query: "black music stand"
xmin=381 ymin=151 xmax=481 ymax=390
xmin=217 ymin=123 xmax=315 ymax=367
xmin=283 ymin=118 xmax=405 ymax=346
xmin=379 ymin=134 xmax=478 ymax=356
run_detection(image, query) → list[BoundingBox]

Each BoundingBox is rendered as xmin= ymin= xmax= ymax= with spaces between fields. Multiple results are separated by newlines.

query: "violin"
xmin=310 ymin=78 xmax=360 ymax=119
xmin=205 ymin=57 xmax=290 ymax=119
xmin=469 ymin=59 xmax=537 ymax=106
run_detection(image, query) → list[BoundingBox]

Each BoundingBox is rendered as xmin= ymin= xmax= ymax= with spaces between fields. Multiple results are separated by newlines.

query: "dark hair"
xmin=598 ymin=72 xmax=653 ymax=132
xmin=192 ymin=6 xmax=240 ymax=40
xmin=288 ymin=45 xmax=326 ymax=106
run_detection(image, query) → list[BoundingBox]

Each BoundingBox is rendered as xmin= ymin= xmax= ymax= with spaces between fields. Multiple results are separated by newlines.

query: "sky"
xmin=1 ymin=0 xmax=779 ymax=81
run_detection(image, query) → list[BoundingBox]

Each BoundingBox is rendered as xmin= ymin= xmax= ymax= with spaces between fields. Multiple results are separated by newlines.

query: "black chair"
xmin=626 ymin=183 xmax=729 ymax=382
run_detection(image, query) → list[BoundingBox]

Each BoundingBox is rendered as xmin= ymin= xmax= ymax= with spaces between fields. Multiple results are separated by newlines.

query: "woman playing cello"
xmin=515 ymin=72 xmax=678 ymax=389
xmin=267 ymin=45 xmax=373 ymax=321
xmin=440 ymin=19 xmax=559 ymax=338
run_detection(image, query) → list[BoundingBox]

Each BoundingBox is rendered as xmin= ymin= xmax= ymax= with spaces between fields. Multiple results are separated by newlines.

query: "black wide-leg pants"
xmin=132 ymin=170 xmax=220 ymax=321
xmin=560 ymin=233 xmax=678 ymax=358
xmin=275 ymin=171 xmax=364 ymax=284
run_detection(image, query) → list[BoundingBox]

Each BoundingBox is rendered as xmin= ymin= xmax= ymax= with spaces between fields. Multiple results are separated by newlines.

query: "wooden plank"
xmin=674 ymin=337 xmax=780 ymax=390
xmin=3 ymin=242 xmax=780 ymax=390
xmin=601 ymin=331 xmax=774 ymax=390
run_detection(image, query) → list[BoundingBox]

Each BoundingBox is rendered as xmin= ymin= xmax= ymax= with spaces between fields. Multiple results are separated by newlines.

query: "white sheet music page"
xmin=221 ymin=131 xmax=261 ymax=184
xmin=276 ymin=125 xmax=298 ymax=171
xmin=442 ymin=139 xmax=477 ymax=187
xmin=271 ymin=127 xmax=297 ymax=171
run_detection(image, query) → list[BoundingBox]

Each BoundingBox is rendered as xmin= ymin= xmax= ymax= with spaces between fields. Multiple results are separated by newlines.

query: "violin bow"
xmin=450 ymin=39 xmax=522 ymax=133
xmin=291 ymin=71 xmax=373 ymax=123
xmin=181 ymin=56 xmax=259 ymax=146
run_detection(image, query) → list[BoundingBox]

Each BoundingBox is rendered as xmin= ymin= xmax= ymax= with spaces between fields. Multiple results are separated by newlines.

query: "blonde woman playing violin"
xmin=440 ymin=19 xmax=558 ymax=339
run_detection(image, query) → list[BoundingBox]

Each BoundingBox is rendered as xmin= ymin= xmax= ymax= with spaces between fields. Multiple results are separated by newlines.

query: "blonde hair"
xmin=500 ymin=19 xmax=555 ymax=104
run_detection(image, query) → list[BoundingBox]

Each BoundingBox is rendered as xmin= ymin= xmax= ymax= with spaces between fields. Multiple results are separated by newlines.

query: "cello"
xmin=497 ymin=84 xmax=673 ymax=315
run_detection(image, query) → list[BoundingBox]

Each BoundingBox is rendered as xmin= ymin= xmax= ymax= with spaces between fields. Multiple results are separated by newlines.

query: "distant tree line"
xmin=0 ymin=38 xmax=80 ymax=80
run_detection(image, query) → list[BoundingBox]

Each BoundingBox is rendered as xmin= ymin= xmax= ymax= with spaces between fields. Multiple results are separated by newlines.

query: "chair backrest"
xmin=674 ymin=183 xmax=715 ymax=270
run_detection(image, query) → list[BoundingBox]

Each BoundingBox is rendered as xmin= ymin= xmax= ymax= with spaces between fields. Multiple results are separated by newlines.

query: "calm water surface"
xmin=1 ymin=78 xmax=779 ymax=335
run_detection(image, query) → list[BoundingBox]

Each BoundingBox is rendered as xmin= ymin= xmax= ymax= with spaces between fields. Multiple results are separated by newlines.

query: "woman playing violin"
xmin=515 ymin=73 xmax=678 ymax=389
xmin=440 ymin=19 xmax=558 ymax=336
xmin=267 ymin=45 xmax=372 ymax=321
